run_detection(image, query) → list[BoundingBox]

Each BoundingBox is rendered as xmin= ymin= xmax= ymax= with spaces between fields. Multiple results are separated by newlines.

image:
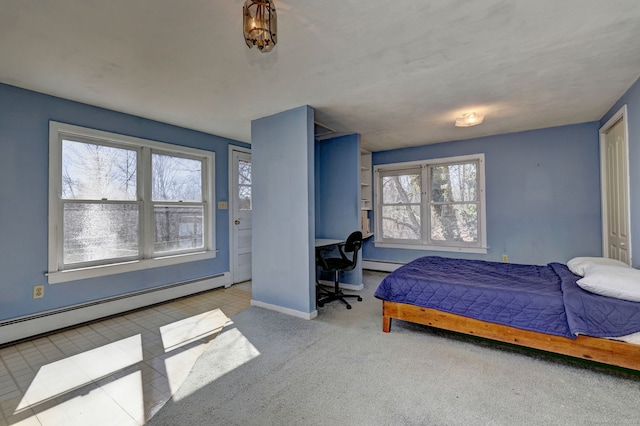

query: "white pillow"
xmin=567 ymin=256 xmax=630 ymax=277
xmin=576 ymin=264 xmax=640 ymax=302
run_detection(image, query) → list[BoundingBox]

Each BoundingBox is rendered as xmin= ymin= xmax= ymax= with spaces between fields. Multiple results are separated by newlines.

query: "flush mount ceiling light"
xmin=243 ymin=0 xmax=277 ymax=53
xmin=455 ymin=112 xmax=485 ymax=127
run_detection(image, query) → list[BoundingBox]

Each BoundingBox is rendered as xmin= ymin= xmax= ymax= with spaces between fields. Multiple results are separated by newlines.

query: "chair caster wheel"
xmin=357 ymin=297 xmax=363 ymax=302
xmin=346 ymin=305 xmax=352 ymax=309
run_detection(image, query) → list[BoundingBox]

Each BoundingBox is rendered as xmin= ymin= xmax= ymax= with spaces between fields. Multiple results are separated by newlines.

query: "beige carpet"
xmin=149 ymin=271 xmax=640 ymax=425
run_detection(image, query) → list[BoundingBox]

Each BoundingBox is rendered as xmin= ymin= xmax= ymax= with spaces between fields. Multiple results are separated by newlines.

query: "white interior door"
xmin=601 ymin=110 xmax=631 ymax=264
xmin=231 ymin=150 xmax=252 ymax=283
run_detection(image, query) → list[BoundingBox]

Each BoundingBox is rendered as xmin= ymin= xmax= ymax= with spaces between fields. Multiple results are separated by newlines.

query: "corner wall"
xmin=251 ymin=106 xmax=316 ymax=316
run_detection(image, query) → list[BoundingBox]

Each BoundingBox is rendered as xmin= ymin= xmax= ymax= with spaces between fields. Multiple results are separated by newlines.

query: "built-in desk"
xmin=315 ymin=238 xmax=343 ymax=248
xmin=314 ymin=239 xmax=342 ymax=289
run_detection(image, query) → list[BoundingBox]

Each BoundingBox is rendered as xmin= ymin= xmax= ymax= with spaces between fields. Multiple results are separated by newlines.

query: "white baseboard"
xmin=317 ymin=280 xmax=364 ymax=291
xmin=250 ymin=300 xmax=318 ymax=320
xmin=362 ymin=260 xmax=404 ymax=272
xmin=0 ymin=272 xmax=230 ymax=346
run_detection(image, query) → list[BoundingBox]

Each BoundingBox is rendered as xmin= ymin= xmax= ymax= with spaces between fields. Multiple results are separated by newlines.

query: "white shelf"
xmin=360 ymin=150 xmax=372 ymax=211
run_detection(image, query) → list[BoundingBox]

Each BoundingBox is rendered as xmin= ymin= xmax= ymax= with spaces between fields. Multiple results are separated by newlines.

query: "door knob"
xmin=234 ymin=220 xmax=240 ymax=225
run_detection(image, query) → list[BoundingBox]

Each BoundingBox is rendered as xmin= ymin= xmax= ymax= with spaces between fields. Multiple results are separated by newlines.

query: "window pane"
xmin=154 ymin=205 xmax=204 ymax=253
xmin=382 ymin=174 xmax=421 ymax=204
xmin=238 ymin=160 xmax=251 ymax=185
xmin=152 ymin=154 xmax=202 ymax=202
xmin=430 ymin=203 xmax=478 ymax=243
xmin=63 ymin=203 xmax=139 ymax=264
xmin=431 ymin=163 xmax=477 ymax=202
xmin=239 ymin=185 xmax=252 ymax=210
xmin=62 ymin=140 xmax=137 ymax=200
xmin=381 ymin=205 xmax=421 ymax=240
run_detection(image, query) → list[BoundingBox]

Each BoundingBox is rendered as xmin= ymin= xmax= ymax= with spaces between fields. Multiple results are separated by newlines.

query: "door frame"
xmin=599 ymin=104 xmax=632 ymax=263
xmin=228 ymin=145 xmax=252 ymax=284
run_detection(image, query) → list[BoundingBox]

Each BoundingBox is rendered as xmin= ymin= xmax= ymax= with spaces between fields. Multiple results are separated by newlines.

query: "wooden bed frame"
xmin=382 ymin=300 xmax=640 ymax=372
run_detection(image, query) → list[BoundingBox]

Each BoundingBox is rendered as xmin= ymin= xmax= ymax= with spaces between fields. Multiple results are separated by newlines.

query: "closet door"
xmin=601 ymin=112 xmax=630 ymax=264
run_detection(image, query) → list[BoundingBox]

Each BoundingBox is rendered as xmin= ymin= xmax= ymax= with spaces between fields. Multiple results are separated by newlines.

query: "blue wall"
xmin=315 ymin=134 xmax=363 ymax=285
xmin=363 ymin=122 xmax=602 ymax=266
xmin=315 ymin=134 xmax=361 ymax=240
xmin=0 ymin=83 xmax=248 ymax=322
xmin=251 ymin=106 xmax=317 ymax=315
xmin=600 ymin=77 xmax=640 ymax=268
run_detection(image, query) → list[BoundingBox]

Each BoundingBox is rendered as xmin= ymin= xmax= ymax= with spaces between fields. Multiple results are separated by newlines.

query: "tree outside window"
xmin=375 ymin=155 xmax=485 ymax=252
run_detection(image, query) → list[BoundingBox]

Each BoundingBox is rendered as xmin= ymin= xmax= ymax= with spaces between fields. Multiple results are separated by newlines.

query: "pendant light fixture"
xmin=243 ymin=0 xmax=277 ymax=53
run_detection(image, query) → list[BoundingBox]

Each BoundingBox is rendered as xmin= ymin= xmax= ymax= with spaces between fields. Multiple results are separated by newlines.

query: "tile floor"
xmin=0 ymin=282 xmax=251 ymax=426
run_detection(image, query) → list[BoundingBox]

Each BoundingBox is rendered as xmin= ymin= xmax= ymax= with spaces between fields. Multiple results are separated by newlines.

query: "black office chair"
xmin=316 ymin=231 xmax=363 ymax=309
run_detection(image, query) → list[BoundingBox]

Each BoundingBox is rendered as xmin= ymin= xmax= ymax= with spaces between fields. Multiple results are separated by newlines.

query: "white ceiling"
xmin=1 ymin=0 xmax=640 ymax=152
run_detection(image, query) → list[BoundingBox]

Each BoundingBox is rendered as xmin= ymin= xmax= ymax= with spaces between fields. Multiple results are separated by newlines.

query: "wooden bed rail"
xmin=382 ymin=300 xmax=640 ymax=372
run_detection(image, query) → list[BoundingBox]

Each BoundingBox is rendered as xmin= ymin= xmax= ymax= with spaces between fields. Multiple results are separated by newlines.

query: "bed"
xmin=374 ymin=256 xmax=640 ymax=371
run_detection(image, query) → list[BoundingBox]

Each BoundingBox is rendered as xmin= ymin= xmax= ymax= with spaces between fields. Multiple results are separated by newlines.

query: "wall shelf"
xmin=360 ymin=150 xmax=372 ymax=211
xmin=361 ymin=150 xmax=373 ymax=235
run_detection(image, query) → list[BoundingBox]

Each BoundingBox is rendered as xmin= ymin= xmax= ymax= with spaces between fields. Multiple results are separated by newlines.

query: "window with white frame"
xmin=374 ymin=154 xmax=487 ymax=253
xmin=48 ymin=122 xmax=216 ymax=283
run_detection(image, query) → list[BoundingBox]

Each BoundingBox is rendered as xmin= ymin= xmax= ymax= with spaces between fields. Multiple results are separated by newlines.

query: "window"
xmin=237 ymin=158 xmax=252 ymax=210
xmin=374 ymin=154 xmax=486 ymax=253
xmin=48 ymin=122 xmax=215 ymax=283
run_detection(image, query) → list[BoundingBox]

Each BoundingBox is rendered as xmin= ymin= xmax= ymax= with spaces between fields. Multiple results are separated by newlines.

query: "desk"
xmin=314 ymin=239 xmax=342 ymax=289
xmin=315 ymin=238 xmax=343 ymax=248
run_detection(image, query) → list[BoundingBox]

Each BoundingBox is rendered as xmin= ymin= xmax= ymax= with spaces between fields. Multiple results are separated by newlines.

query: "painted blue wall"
xmin=0 ymin=83 xmax=249 ymax=322
xmin=363 ymin=122 xmax=602 ymax=266
xmin=315 ymin=134 xmax=361 ymax=239
xmin=251 ymin=106 xmax=316 ymax=314
xmin=315 ymin=134 xmax=363 ymax=285
xmin=600 ymin=76 xmax=640 ymax=268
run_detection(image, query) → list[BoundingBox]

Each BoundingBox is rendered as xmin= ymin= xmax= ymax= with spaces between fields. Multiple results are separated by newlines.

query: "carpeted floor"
xmin=149 ymin=271 xmax=640 ymax=426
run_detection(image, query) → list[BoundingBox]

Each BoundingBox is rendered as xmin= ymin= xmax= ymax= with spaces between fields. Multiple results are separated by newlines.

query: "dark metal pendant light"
xmin=243 ymin=0 xmax=277 ymax=53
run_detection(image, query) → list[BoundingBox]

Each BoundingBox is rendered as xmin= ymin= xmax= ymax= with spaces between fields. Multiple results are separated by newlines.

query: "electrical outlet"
xmin=501 ymin=255 xmax=509 ymax=263
xmin=33 ymin=285 xmax=45 ymax=299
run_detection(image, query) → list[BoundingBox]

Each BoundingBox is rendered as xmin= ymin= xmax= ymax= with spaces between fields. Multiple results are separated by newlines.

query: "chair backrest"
xmin=344 ymin=231 xmax=363 ymax=253
xmin=316 ymin=231 xmax=363 ymax=274
xmin=339 ymin=231 xmax=362 ymax=273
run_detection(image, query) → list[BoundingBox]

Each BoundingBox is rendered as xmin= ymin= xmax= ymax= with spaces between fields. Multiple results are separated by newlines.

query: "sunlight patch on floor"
xmin=171 ymin=327 xmax=260 ymax=402
xmin=16 ymin=335 xmax=143 ymax=412
xmin=160 ymin=309 xmax=228 ymax=352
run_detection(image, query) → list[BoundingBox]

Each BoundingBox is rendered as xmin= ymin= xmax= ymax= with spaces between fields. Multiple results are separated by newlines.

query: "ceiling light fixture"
xmin=243 ymin=0 xmax=277 ymax=53
xmin=455 ymin=112 xmax=485 ymax=127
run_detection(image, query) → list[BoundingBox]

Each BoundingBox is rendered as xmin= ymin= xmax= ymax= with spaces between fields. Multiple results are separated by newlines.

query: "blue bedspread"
xmin=552 ymin=263 xmax=640 ymax=338
xmin=374 ymin=256 xmax=640 ymax=339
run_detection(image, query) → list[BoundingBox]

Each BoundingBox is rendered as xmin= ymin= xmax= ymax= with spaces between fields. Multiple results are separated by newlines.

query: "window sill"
xmin=47 ymin=250 xmax=217 ymax=284
xmin=374 ymin=242 xmax=488 ymax=254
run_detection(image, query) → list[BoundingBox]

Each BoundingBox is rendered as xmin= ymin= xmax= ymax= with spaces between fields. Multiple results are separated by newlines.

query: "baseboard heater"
xmin=362 ymin=259 xmax=405 ymax=272
xmin=0 ymin=272 xmax=230 ymax=346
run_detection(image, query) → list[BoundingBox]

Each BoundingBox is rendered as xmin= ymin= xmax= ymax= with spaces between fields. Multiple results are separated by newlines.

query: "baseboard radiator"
xmin=0 ymin=272 xmax=230 ymax=346
xmin=362 ymin=259 xmax=405 ymax=272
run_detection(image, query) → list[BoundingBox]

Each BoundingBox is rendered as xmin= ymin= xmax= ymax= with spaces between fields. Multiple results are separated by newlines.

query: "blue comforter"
xmin=374 ymin=256 xmax=640 ymax=339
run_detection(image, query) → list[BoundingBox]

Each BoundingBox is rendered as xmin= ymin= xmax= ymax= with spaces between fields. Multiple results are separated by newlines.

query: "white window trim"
xmin=47 ymin=121 xmax=216 ymax=284
xmin=374 ymin=153 xmax=487 ymax=254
